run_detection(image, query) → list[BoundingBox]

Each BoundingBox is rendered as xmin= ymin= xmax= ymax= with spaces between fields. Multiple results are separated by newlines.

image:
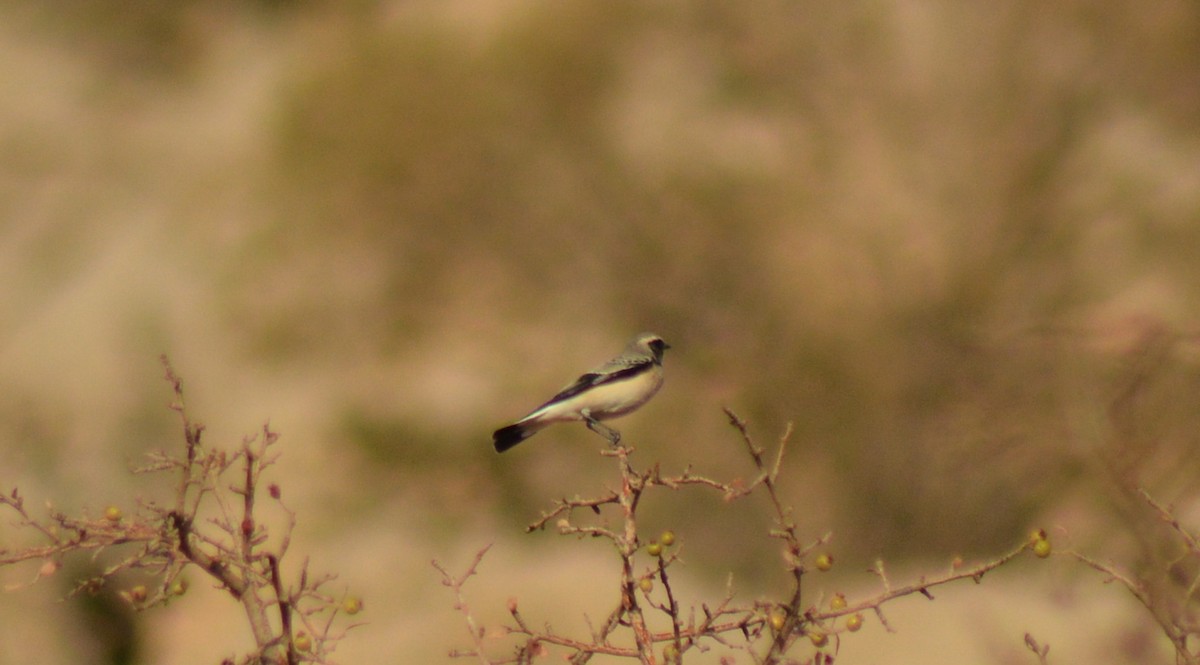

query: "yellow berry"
xmin=170 ymin=578 xmax=189 ymax=596
xmin=809 ymin=630 xmax=828 ymax=648
xmin=342 ymin=596 xmax=363 ymax=615
xmin=294 ymin=631 xmax=312 ymax=652
xmin=1028 ymin=528 xmax=1047 ymax=545
xmin=647 ymin=542 xmax=663 ymax=557
xmin=660 ymin=530 xmax=676 ymax=547
xmin=1033 ymin=537 xmax=1052 ymax=559
xmin=830 ymin=593 xmax=847 ymax=610
xmin=846 ymin=613 xmax=864 ymax=632
xmin=768 ymin=609 xmax=787 ymax=632
xmin=129 ymin=585 xmax=147 ymax=603
xmin=104 ymin=506 xmax=122 ymax=522
xmin=814 ymin=553 xmax=834 ymax=572
xmin=638 ymin=578 xmax=653 ymax=593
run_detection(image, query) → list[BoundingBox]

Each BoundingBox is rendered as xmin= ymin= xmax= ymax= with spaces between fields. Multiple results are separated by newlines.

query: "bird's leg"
xmin=582 ymin=410 xmax=621 ymax=447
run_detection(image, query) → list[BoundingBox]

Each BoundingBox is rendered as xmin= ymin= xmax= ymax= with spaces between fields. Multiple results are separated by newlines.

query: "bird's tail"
xmin=493 ymin=422 xmax=537 ymax=453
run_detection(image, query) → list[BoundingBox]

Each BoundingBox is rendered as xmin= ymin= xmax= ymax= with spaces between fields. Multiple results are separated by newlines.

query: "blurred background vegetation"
xmin=0 ymin=1 xmax=1198 ymax=663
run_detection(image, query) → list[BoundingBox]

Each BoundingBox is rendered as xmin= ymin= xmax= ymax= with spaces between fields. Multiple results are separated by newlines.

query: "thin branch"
xmin=2 ymin=357 xmax=354 ymax=665
xmin=443 ymin=409 xmax=1042 ymax=664
xmin=433 ymin=545 xmax=496 ymax=665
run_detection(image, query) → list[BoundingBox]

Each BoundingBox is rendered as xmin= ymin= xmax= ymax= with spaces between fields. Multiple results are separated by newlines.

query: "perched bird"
xmin=492 ymin=332 xmax=670 ymax=452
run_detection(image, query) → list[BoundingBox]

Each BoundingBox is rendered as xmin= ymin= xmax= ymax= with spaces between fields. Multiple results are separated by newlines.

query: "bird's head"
xmin=631 ymin=332 xmax=670 ymax=365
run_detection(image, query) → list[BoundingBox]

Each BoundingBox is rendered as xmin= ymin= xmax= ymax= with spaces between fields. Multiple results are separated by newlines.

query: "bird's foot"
xmin=583 ymin=412 xmax=622 ymax=447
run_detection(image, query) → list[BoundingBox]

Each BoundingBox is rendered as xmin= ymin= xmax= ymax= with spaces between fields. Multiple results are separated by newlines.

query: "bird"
xmin=492 ymin=332 xmax=670 ymax=453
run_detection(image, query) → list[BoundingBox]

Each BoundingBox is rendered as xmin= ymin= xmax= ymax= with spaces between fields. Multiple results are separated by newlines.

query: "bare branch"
xmin=1 ymin=357 xmax=356 ymax=665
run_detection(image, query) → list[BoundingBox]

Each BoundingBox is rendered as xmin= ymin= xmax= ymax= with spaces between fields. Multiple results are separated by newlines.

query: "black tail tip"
xmin=493 ymin=424 xmax=531 ymax=453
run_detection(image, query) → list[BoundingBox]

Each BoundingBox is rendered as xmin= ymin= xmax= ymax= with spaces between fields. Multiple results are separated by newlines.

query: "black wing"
xmin=534 ymin=362 xmax=652 ymax=411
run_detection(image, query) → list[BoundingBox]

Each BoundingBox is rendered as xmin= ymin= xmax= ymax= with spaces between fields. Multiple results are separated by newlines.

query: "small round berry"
xmin=342 ymin=596 xmax=363 ymax=615
xmin=104 ymin=506 xmax=122 ymax=522
xmin=170 ymin=578 xmax=189 ymax=596
xmin=129 ymin=585 xmax=147 ymax=603
xmin=768 ymin=609 xmax=787 ymax=632
xmin=1033 ymin=537 xmax=1052 ymax=559
xmin=814 ymin=553 xmax=834 ymax=572
xmin=660 ymin=530 xmax=676 ymax=547
xmin=829 ymin=593 xmax=847 ymax=610
xmin=1028 ymin=528 xmax=1047 ymax=545
xmin=647 ymin=542 xmax=663 ymax=557
xmin=846 ymin=613 xmax=864 ymax=632
xmin=294 ymin=631 xmax=312 ymax=652
xmin=639 ymin=578 xmax=653 ymax=594
xmin=809 ymin=630 xmax=828 ymax=648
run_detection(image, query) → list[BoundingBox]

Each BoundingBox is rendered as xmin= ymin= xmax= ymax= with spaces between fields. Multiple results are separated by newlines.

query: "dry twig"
xmin=0 ymin=357 xmax=358 ymax=665
xmin=442 ymin=409 xmax=1041 ymax=664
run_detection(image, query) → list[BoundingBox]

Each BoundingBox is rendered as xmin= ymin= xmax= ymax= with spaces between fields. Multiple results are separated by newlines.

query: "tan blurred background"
xmin=1 ymin=1 xmax=1198 ymax=663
